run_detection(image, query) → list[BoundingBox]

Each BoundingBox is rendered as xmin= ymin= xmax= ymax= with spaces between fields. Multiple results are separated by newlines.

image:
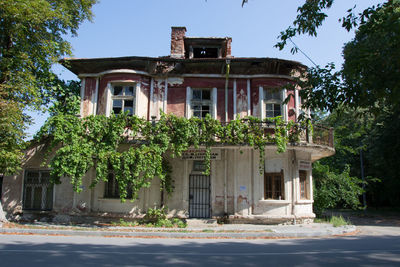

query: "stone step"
xmin=186 ymin=218 xmax=218 ymax=227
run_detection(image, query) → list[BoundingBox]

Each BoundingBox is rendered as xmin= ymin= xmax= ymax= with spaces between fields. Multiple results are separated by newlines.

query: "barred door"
xmin=23 ymin=170 xmax=53 ymax=210
xmin=189 ymin=174 xmax=211 ymax=218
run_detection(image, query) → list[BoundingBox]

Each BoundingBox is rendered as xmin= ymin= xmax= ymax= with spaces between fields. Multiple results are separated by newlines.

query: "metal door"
xmin=189 ymin=174 xmax=211 ymax=218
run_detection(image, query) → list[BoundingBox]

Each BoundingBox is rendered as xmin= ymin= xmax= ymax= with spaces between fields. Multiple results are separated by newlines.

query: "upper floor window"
xmin=264 ymin=89 xmax=283 ymax=118
xmin=192 ymin=47 xmax=219 ymax=58
xmin=111 ymin=84 xmax=136 ymax=116
xmin=191 ymin=88 xmax=212 ymax=118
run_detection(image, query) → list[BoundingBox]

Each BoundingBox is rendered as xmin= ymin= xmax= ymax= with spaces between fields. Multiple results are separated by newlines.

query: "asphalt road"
xmin=0 ymin=233 xmax=400 ymax=267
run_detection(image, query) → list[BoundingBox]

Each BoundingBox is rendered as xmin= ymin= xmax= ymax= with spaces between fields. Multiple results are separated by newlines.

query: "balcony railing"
xmin=142 ymin=117 xmax=335 ymax=149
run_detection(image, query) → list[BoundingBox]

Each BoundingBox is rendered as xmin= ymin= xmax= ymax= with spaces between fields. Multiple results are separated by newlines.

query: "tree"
xmin=0 ymin=0 xmax=96 ymax=174
xmin=244 ymin=0 xmax=399 ymax=114
xmin=243 ymin=1 xmax=400 ymax=211
xmin=0 ymin=0 xmax=96 ymax=222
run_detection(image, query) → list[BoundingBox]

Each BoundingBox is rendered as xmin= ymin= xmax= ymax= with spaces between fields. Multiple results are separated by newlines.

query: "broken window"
xmin=264 ymin=171 xmax=285 ymax=200
xmin=191 ymin=88 xmax=212 ymax=118
xmin=111 ymin=84 xmax=136 ymax=116
xmin=264 ymin=88 xmax=283 ymax=118
xmin=23 ymin=170 xmax=53 ymax=210
xmin=192 ymin=47 xmax=219 ymax=58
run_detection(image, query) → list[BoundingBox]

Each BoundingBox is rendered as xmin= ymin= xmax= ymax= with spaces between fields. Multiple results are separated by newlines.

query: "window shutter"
xmin=212 ymin=87 xmax=217 ymax=119
xmin=259 ymin=86 xmax=264 ymax=120
xmin=186 ymin=86 xmax=192 ymax=118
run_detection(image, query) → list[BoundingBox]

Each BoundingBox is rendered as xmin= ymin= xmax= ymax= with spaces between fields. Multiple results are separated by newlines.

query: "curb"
xmin=0 ymin=225 xmax=357 ymax=239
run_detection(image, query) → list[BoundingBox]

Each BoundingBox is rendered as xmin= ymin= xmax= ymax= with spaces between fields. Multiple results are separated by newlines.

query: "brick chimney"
xmin=225 ymin=37 xmax=232 ymax=58
xmin=170 ymin=26 xmax=186 ymax=58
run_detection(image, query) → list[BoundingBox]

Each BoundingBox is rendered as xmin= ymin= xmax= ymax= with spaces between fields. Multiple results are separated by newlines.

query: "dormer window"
xmin=192 ymin=47 xmax=220 ymax=58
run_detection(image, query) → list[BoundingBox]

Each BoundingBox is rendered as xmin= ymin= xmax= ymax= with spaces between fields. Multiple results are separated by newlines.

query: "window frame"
xmin=22 ymin=169 xmax=54 ymax=211
xmin=106 ymin=82 xmax=139 ymax=117
xmin=103 ymin=170 xmax=133 ymax=199
xmin=299 ymin=170 xmax=310 ymax=200
xmin=263 ymin=88 xmax=284 ymax=119
xmin=187 ymin=87 xmax=217 ymax=119
xmin=264 ymin=171 xmax=285 ymax=200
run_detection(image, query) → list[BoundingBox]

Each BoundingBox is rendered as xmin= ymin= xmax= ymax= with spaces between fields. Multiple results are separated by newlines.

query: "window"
xmin=23 ymin=170 xmax=53 ymax=210
xmin=193 ymin=47 xmax=219 ymax=58
xmin=264 ymin=89 xmax=283 ymax=118
xmin=104 ymin=171 xmax=133 ymax=199
xmin=264 ymin=171 xmax=285 ymax=200
xmin=191 ymin=88 xmax=212 ymax=118
xmin=193 ymin=161 xmax=206 ymax=172
xmin=299 ymin=170 xmax=309 ymax=200
xmin=111 ymin=84 xmax=136 ymax=116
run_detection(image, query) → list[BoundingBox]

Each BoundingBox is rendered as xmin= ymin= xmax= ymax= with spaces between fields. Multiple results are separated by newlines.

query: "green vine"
xmin=36 ymin=112 xmax=300 ymax=201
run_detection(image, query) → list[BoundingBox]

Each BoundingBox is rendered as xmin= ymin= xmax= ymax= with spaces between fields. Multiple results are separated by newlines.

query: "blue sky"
xmin=26 ymin=0 xmax=385 ymax=138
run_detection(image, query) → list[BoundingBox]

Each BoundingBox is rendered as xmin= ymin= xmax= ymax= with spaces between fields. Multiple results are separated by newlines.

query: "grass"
xmin=112 ymin=218 xmax=187 ymax=228
xmin=315 ymin=215 xmax=350 ymax=227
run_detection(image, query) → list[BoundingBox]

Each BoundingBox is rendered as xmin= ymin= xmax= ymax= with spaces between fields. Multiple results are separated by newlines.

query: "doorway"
xmin=189 ymin=174 xmax=211 ymax=218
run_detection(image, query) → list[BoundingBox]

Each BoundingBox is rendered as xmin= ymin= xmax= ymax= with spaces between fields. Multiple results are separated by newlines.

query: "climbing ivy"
xmin=36 ymin=112 xmax=306 ymax=201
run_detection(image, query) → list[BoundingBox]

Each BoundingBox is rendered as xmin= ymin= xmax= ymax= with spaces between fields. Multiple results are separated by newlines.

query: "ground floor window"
xmin=104 ymin=172 xmax=133 ymax=199
xmin=264 ymin=171 xmax=285 ymax=200
xmin=299 ymin=170 xmax=309 ymax=200
xmin=23 ymin=170 xmax=53 ymax=210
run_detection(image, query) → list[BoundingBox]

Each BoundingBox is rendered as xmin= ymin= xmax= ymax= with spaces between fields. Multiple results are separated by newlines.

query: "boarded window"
xmin=264 ymin=171 xmax=285 ymax=200
xmin=23 ymin=170 xmax=53 ymax=210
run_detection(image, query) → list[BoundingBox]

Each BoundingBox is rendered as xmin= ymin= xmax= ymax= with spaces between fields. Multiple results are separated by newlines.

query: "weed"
xmin=330 ymin=215 xmax=350 ymax=227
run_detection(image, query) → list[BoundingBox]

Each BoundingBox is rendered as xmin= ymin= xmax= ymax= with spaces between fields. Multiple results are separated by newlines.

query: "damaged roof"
xmin=61 ymin=56 xmax=307 ymax=77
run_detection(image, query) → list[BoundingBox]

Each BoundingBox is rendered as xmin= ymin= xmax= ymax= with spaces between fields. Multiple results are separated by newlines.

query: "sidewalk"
xmin=0 ymin=222 xmax=357 ymax=239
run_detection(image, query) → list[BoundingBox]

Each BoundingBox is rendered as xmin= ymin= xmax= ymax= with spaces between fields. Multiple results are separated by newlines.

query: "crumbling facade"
xmin=1 ymin=27 xmax=334 ymax=224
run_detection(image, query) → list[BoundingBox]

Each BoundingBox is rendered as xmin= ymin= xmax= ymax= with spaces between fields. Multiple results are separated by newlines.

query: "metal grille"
xmin=23 ymin=170 xmax=53 ymax=210
xmin=189 ymin=174 xmax=211 ymax=218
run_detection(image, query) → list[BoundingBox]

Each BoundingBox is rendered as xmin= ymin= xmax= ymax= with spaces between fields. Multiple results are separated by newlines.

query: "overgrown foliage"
xmin=313 ymin=161 xmax=363 ymax=215
xmin=36 ymin=112 xmax=303 ymax=201
xmin=296 ymin=1 xmax=400 ymax=115
xmin=0 ymin=0 xmax=97 ymax=175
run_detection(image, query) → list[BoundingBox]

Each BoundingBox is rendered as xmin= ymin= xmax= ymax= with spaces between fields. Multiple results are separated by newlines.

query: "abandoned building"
xmin=1 ymin=27 xmax=334 ymax=224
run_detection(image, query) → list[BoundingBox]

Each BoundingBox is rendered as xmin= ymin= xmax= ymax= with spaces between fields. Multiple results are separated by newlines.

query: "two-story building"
xmin=1 ymin=27 xmax=334 ymax=224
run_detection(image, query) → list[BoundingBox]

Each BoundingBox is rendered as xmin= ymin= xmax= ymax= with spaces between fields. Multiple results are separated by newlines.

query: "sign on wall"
xmin=298 ymin=160 xmax=312 ymax=170
xmin=182 ymin=149 xmax=221 ymax=160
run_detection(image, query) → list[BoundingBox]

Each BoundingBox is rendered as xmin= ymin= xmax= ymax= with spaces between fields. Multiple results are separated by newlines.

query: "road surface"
xmin=0 ymin=233 xmax=399 ymax=266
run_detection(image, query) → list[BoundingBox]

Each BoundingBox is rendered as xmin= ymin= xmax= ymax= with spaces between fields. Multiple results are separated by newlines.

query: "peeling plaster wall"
xmin=151 ymin=78 xmax=165 ymax=119
xmin=235 ymin=79 xmax=249 ymax=118
xmin=82 ymin=77 xmax=96 ymax=117
xmin=97 ymin=73 xmax=150 ymax=118
xmin=2 ymin=144 xmax=75 ymax=215
xmin=166 ymin=78 xmax=185 ymax=117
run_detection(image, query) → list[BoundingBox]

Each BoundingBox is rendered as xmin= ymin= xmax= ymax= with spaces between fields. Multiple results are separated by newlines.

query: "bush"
xmin=313 ymin=162 xmax=363 ymax=215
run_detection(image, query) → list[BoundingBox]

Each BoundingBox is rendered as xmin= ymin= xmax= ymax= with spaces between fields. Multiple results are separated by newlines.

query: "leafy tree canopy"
xmin=244 ymin=0 xmax=399 ymax=115
xmin=0 ymin=0 xmax=97 ymax=174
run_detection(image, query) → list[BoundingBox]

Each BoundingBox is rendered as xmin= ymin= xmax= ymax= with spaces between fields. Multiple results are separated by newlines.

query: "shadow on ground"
xmin=0 ymin=234 xmax=400 ymax=266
